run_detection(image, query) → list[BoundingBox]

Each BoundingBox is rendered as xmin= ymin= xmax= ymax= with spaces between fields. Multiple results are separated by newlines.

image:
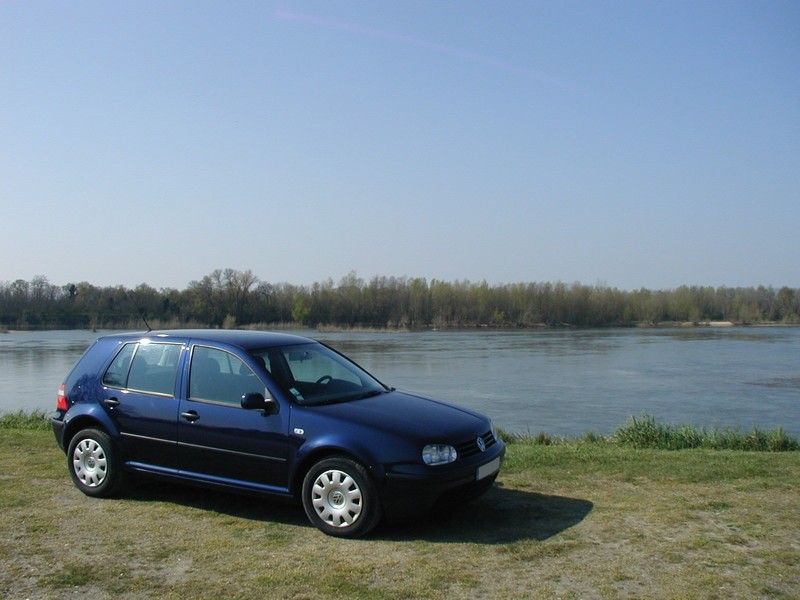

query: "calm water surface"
xmin=1 ymin=328 xmax=798 ymax=437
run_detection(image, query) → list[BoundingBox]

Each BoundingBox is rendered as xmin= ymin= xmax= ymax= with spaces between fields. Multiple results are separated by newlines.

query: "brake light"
xmin=56 ymin=384 xmax=69 ymax=411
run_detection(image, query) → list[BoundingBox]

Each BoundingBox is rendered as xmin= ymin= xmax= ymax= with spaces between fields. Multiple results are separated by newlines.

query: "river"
xmin=1 ymin=327 xmax=797 ymax=437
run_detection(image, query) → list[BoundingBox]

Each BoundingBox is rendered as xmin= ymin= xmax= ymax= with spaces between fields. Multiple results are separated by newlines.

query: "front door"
xmin=177 ymin=345 xmax=289 ymax=492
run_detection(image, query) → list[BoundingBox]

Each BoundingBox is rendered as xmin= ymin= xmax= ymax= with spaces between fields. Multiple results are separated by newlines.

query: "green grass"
xmin=498 ymin=413 xmax=799 ymax=452
xmin=0 ymin=409 xmax=51 ymax=430
xmin=1 ymin=425 xmax=798 ymax=599
xmin=612 ymin=414 xmax=799 ymax=451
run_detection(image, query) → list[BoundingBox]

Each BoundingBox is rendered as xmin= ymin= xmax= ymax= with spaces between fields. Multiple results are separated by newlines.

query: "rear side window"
xmin=103 ymin=342 xmax=182 ymax=396
xmin=103 ymin=343 xmax=136 ymax=388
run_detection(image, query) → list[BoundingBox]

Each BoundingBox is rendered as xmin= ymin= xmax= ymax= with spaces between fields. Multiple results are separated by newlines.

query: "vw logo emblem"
xmin=476 ymin=436 xmax=486 ymax=452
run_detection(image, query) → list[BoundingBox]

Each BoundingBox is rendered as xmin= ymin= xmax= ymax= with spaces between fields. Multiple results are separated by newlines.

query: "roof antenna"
xmin=126 ymin=290 xmax=153 ymax=332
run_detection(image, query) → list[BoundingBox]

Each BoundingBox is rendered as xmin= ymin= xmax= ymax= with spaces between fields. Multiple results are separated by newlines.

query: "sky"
xmin=2 ymin=1 xmax=798 ymax=291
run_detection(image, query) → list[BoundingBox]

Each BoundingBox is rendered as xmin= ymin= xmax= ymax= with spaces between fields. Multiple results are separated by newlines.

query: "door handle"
xmin=104 ymin=397 xmax=120 ymax=408
xmin=181 ymin=410 xmax=200 ymax=422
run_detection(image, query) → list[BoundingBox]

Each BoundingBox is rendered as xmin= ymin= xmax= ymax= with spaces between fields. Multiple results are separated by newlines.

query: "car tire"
xmin=67 ymin=428 xmax=124 ymax=497
xmin=301 ymin=456 xmax=382 ymax=538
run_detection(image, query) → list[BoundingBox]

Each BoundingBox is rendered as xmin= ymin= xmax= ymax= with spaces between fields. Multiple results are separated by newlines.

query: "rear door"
xmin=101 ymin=341 xmax=183 ymax=471
xmin=176 ymin=344 xmax=290 ymax=492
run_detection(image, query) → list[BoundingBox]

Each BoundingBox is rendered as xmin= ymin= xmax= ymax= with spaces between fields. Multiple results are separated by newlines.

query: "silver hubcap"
xmin=72 ymin=439 xmax=108 ymax=488
xmin=311 ymin=469 xmax=363 ymax=528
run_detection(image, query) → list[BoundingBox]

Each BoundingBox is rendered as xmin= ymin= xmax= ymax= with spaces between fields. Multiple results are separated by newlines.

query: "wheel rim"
xmin=72 ymin=438 xmax=108 ymax=488
xmin=311 ymin=469 xmax=363 ymax=528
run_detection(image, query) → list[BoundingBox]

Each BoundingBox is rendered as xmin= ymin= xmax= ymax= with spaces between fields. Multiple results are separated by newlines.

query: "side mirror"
xmin=241 ymin=393 xmax=279 ymax=415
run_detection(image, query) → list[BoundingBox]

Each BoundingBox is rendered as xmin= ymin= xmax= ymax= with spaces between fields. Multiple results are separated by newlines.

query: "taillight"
xmin=56 ymin=384 xmax=69 ymax=411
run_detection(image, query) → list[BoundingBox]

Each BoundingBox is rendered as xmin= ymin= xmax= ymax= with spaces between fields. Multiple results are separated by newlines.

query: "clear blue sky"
xmin=2 ymin=1 xmax=798 ymax=291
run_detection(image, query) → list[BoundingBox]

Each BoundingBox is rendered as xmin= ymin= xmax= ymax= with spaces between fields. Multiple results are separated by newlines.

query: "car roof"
xmin=100 ymin=329 xmax=316 ymax=350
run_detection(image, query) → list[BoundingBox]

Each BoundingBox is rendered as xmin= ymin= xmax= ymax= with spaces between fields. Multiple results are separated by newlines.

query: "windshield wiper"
xmin=306 ymin=388 xmax=388 ymax=406
xmin=352 ymin=389 xmax=386 ymax=401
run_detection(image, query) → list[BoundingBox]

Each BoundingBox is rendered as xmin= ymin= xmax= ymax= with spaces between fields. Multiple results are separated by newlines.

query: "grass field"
xmin=1 ymin=428 xmax=798 ymax=599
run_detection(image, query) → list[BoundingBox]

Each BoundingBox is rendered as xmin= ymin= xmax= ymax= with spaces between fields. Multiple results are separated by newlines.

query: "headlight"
xmin=422 ymin=444 xmax=457 ymax=465
xmin=489 ymin=419 xmax=498 ymax=442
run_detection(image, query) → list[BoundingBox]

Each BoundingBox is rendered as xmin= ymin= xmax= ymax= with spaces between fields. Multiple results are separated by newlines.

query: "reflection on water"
xmin=1 ymin=327 xmax=798 ymax=437
xmin=313 ymin=327 xmax=800 ymax=438
xmin=746 ymin=376 xmax=800 ymax=389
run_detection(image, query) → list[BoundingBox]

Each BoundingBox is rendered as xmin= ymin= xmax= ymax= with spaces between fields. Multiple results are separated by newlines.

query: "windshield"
xmin=251 ymin=343 xmax=387 ymax=406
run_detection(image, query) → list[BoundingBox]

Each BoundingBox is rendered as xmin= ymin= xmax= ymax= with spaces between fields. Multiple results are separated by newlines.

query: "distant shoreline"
xmin=3 ymin=274 xmax=798 ymax=331
xmin=3 ymin=321 xmax=799 ymax=335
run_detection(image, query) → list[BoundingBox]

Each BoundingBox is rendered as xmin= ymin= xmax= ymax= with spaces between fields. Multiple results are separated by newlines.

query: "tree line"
xmin=1 ymin=270 xmax=798 ymax=330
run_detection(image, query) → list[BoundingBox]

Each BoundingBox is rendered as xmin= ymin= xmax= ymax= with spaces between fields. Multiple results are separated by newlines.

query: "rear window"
xmin=103 ymin=342 xmax=182 ymax=396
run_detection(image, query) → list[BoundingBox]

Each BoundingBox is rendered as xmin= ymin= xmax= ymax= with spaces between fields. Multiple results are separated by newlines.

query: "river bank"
xmin=5 ymin=409 xmax=797 ymax=451
xmin=3 ymin=319 xmax=800 ymax=334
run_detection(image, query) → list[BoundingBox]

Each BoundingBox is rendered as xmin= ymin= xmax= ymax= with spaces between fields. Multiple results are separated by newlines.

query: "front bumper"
xmin=380 ymin=443 xmax=505 ymax=521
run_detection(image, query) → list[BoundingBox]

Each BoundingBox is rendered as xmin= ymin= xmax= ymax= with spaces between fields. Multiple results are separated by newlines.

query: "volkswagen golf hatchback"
xmin=52 ymin=330 xmax=504 ymax=537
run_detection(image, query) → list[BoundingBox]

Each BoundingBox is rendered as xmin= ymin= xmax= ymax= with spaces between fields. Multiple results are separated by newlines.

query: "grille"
xmin=455 ymin=430 xmax=497 ymax=460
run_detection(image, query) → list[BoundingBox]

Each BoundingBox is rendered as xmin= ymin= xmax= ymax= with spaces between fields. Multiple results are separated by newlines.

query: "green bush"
xmin=0 ymin=409 xmax=51 ymax=431
xmin=613 ymin=414 xmax=799 ymax=452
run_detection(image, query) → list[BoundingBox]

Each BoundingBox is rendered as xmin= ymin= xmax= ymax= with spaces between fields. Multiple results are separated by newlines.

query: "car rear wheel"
xmin=302 ymin=456 xmax=382 ymax=538
xmin=67 ymin=428 xmax=124 ymax=497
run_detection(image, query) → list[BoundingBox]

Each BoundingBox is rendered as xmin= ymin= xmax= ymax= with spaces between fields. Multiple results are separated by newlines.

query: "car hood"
xmin=308 ymin=389 xmax=490 ymax=442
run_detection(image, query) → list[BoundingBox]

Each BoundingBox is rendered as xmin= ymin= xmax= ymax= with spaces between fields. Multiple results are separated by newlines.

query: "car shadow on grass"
xmin=379 ymin=484 xmax=594 ymax=544
xmin=121 ymin=481 xmax=592 ymax=544
xmin=122 ymin=480 xmax=309 ymax=528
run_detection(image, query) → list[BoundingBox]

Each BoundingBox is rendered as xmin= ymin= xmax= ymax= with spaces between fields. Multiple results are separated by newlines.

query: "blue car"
xmin=52 ymin=330 xmax=505 ymax=537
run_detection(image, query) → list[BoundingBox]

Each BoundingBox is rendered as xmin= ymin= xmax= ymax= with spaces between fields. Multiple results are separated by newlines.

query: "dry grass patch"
xmin=0 ymin=431 xmax=798 ymax=599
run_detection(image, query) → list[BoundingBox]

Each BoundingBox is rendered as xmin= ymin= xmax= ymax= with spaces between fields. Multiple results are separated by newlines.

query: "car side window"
xmin=189 ymin=346 xmax=264 ymax=405
xmin=103 ymin=343 xmax=136 ymax=388
xmin=102 ymin=342 xmax=181 ymax=396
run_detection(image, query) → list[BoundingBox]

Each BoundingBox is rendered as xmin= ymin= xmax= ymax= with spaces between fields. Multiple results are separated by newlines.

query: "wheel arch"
xmin=290 ymin=444 xmax=383 ymax=499
xmin=62 ymin=413 xmax=117 ymax=453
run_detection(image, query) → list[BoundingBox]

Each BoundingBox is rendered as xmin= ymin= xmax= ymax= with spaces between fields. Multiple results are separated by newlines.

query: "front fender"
xmin=287 ymin=429 xmax=400 ymax=497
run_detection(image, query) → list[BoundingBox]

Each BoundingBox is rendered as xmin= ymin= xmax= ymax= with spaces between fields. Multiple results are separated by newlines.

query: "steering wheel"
xmin=313 ymin=375 xmax=333 ymax=390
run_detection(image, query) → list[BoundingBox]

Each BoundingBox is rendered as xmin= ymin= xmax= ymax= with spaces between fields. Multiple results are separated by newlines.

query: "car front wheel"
xmin=67 ymin=428 xmax=124 ymax=497
xmin=301 ymin=456 xmax=382 ymax=538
